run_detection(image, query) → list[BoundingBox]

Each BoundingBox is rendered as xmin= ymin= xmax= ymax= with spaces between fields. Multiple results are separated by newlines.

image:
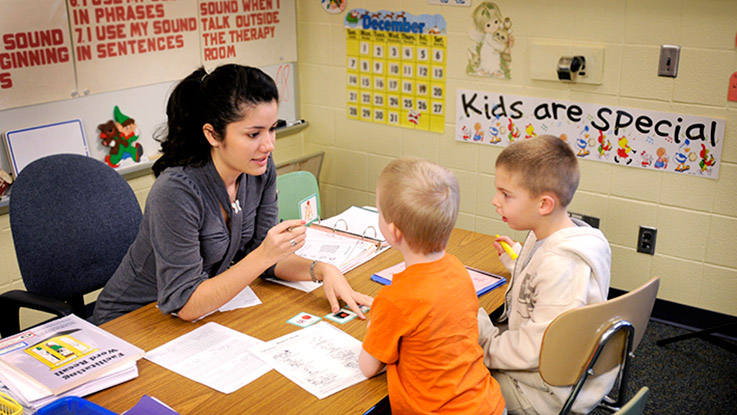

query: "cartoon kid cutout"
xmin=654 ymin=147 xmax=668 ymax=169
xmin=473 ymin=122 xmax=484 ymax=141
xmin=614 ymin=136 xmax=634 ymax=165
xmin=98 ymin=106 xmax=144 ymax=168
xmin=467 ymin=2 xmax=514 ymax=79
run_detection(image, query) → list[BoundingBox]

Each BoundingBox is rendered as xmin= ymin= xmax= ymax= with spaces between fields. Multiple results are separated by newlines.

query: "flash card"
xmin=299 ymin=194 xmax=318 ymax=224
xmin=287 ymin=312 xmax=321 ymax=328
xmin=324 ymin=309 xmax=357 ymax=324
xmin=359 ymin=305 xmax=370 ymax=314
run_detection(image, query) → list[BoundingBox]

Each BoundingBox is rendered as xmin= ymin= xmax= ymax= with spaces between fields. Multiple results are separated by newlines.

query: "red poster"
xmin=68 ymin=0 xmax=201 ymax=94
xmin=199 ymin=0 xmax=297 ymax=71
xmin=0 ymin=0 xmax=76 ymax=110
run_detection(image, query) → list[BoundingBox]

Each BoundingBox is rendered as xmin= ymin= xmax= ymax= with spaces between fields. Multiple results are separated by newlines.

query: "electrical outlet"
xmin=658 ymin=45 xmax=680 ymax=77
xmin=637 ymin=226 xmax=657 ymax=255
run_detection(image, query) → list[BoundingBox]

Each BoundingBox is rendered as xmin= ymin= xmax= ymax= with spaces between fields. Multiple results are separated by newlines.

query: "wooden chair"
xmin=539 ymin=277 xmax=660 ymax=414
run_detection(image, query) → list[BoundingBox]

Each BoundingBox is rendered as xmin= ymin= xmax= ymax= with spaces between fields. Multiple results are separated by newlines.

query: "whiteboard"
xmin=262 ymin=62 xmax=299 ymax=123
xmin=4 ymin=120 xmax=89 ymax=176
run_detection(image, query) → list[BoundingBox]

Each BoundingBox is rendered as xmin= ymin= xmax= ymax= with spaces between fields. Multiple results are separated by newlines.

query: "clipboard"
xmin=3 ymin=119 xmax=89 ymax=176
xmin=371 ymin=262 xmax=506 ymax=297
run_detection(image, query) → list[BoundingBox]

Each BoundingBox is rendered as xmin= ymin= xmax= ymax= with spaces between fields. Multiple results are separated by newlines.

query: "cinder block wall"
xmin=296 ymin=0 xmax=737 ymax=316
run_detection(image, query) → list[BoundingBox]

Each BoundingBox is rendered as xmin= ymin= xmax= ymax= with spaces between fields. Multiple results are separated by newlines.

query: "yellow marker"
xmin=495 ymin=234 xmax=518 ymax=260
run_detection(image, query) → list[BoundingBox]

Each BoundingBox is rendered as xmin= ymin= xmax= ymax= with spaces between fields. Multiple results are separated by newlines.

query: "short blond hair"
xmin=496 ymin=135 xmax=579 ymax=206
xmin=377 ymin=158 xmax=459 ymax=254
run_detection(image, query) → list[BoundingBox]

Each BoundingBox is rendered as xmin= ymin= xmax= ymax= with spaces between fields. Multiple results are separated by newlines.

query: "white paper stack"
xmin=0 ymin=314 xmax=143 ymax=411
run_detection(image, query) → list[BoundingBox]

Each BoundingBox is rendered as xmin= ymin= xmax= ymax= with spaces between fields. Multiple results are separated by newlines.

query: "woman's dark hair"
xmin=152 ymin=64 xmax=279 ymax=176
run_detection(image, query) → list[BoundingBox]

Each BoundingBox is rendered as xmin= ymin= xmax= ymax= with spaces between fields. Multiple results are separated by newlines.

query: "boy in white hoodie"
xmin=478 ymin=135 xmax=615 ymax=415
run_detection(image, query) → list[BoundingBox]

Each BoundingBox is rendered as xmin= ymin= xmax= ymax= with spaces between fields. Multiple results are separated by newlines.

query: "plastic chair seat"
xmin=539 ymin=277 xmax=660 ymax=414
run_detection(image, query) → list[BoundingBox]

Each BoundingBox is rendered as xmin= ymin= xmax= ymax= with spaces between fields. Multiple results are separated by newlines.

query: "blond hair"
xmin=377 ymin=158 xmax=459 ymax=254
xmin=496 ymin=135 xmax=579 ymax=206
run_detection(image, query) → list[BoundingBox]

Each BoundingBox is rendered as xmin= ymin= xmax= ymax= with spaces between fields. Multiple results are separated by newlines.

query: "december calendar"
xmin=344 ymin=9 xmax=447 ymax=133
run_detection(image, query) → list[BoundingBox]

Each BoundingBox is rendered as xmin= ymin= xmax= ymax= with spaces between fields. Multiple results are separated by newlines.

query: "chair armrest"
xmin=0 ymin=290 xmax=74 ymax=337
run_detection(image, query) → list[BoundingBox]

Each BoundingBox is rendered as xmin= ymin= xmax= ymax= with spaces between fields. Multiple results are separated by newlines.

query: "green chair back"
xmin=276 ymin=171 xmax=320 ymax=222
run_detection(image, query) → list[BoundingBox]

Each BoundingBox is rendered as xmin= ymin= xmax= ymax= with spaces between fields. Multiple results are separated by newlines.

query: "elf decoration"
xmin=97 ymin=105 xmax=144 ymax=168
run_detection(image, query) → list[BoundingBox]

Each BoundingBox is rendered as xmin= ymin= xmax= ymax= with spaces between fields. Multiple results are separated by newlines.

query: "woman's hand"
xmin=316 ymin=262 xmax=373 ymax=319
xmin=257 ymin=219 xmax=307 ymax=264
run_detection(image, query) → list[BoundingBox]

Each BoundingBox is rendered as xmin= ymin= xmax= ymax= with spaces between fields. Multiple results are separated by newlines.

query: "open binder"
xmin=296 ymin=206 xmax=389 ymax=274
xmin=315 ymin=206 xmax=386 ymax=243
xmin=266 ymin=206 xmax=390 ymax=292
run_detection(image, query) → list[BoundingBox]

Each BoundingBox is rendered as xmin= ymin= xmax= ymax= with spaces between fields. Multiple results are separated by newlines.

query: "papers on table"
xmin=218 ymin=286 xmax=261 ymax=312
xmin=145 ymin=323 xmax=270 ymax=394
xmin=264 ymin=277 xmax=323 ymax=293
xmin=145 ymin=321 xmax=368 ymax=400
xmin=191 ymin=286 xmax=262 ymax=321
xmin=0 ymin=314 xmax=143 ymax=411
xmin=250 ymin=321 xmax=368 ymax=399
xmin=0 ymin=362 xmax=138 ymax=410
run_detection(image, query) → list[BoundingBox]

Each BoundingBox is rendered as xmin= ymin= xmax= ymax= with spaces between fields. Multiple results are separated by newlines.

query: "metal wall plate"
xmin=658 ymin=45 xmax=680 ymax=77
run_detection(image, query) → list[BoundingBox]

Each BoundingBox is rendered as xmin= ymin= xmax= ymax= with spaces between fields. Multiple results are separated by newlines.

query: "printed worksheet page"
xmin=249 ymin=322 xmax=368 ymax=399
xmin=145 ymin=323 xmax=271 ymax=394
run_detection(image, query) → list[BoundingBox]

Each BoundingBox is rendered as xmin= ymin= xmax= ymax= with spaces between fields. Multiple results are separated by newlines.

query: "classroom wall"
xmin=296 ymin=0 xmax=737 ymax=316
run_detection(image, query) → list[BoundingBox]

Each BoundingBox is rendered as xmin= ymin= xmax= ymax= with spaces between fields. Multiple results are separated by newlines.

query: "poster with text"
xmin=345 ymin=9 xmax=447 ymax=133
xmin=0 ymin=0 xmax=76 ymax=110
xmin=456 ymin=89 xmax=725 ymax=179
xmin=200 ymin=0 xmax=297 ymax=72
xmin=68 ymin=0 xmax=201 ymax=94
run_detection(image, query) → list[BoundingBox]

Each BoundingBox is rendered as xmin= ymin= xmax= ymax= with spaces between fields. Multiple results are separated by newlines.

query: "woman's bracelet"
xmin=310 ymin=260 xmax=322 ymax=283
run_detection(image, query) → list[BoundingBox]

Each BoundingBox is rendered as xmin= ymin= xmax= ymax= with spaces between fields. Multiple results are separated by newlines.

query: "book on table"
xmin=371 ymin=262 xmax=507 ymax=297
xmin=0 ymin=314 xmax=144 ymax=403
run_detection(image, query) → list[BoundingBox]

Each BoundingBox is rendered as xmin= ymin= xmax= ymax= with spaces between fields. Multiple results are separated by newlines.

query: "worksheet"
xmin=249 ymin=322 xmax=367 ymax=399
xmin=145 ymin=323 xmax=271 ymax=394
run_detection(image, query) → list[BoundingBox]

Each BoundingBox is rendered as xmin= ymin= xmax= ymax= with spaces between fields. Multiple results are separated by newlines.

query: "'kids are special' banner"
xmin=345 ymin=9 xmax=447 ymax=133
xmin=456 ymin=89 xmax=725 ymax=179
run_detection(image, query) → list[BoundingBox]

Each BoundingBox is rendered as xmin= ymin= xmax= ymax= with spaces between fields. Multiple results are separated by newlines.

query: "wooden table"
xmin=88 ymin=229 xmax=508 ymax=414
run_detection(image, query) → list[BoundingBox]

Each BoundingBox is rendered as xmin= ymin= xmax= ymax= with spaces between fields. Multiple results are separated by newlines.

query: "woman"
xmin=94 ymin=64 xmax=372 ymax=324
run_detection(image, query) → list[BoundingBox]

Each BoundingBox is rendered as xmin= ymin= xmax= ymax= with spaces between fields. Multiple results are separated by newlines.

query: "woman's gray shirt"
xmin=94 ymin=157 xmax=278 ymax=324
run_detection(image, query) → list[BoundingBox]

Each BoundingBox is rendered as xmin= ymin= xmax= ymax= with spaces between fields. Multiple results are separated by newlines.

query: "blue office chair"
xmin=276 ymin=170 xmax=320 ymax=222
xmin=0 ymin=154 xmax=142 ymax=337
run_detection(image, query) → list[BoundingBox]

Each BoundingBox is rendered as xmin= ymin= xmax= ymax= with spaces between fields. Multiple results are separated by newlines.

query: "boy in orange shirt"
xmin=359 ymin=158 xmax=506 ymax=415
